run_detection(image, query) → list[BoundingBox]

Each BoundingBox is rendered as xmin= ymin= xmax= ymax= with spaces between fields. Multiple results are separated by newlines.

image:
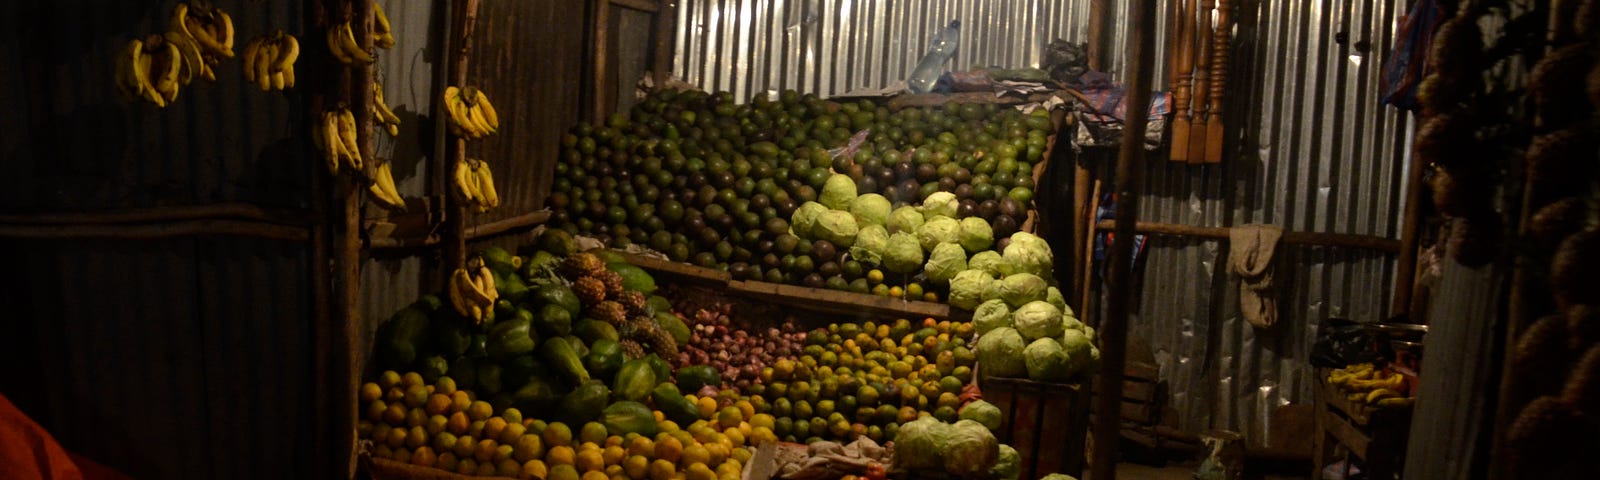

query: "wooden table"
xmin=1312 ymin=368 xmax=1412 ymax=480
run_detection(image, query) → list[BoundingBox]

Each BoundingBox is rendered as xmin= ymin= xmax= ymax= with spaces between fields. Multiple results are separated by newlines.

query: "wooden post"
xmin=1080 ymin=180 xmax=1103 ymax=317
xmin=1392 ymin=113 xmax=1421 ymax=315
xmin=1187 ymin=0 xmax=1214 ymax=163
xmin=442 ymin=0 xmax=481 ymax=272
xmin=1087 ymin=0 xmax=1112 ymax=71
xmin=1169 ymin=0 xmax=1195 ymax=161
xmin=592 ymin=0 xmax=614 ymax=123
xmin=1091 ymin=0 xmax=1158 ymax=478
xmin=653 ymin=0 xmax=674 ymax=86
xmin=1204 ymin=0 xmax=1231 ymax=163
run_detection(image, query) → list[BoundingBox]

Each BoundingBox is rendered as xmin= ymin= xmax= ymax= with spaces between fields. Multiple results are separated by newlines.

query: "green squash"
xmin=611 ymin=358 xmax=658 ymax=403
xmin=602 ymin=401 xmax=660 ymax=437
xmin=486 ymin=314 xmax=536 ymax=361
xmin=585 ymin=339 xmax=625 ymax=381
xmin=556 ymin=380 xmax=611 ymax=426
xmin=652 ymin=383 xmax=700 ymax=425
xmin=675 ymin=365 xmax=721 ymax=393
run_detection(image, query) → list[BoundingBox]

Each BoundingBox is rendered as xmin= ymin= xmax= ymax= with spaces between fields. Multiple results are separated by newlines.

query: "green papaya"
xmin=557 ymin=380 xmax=611 ymax=426
xmin=575 ymin=319 xmax=620 ymax=345
xmin=607 ymin=263 xmax=657 ymax=294
xmin=654 ymin=312 xmax=690 ymax=345
xmin=520 ymin=251 xmax=562 ymax=284
xmin=511 ymin=375 xmax=563 ymax=413
xmin=602 ymin=401 xmax=660 ymax=437
xmin=477 ymin=362 xmax=504 ymax=395
xmin=646 ymin=296 xmax=673 ymax=315
xmin=448 ymin=356 xmax=479 ymax=390
xmin=611 ymin=358 xmax=657 ymax=403
xmin=536 ymin=229 xmax=579 ymax=256
xmin=644 ymin=354 xmax=673 ymax=387
xmin=533 ymin=283 xmax=582 ymax=318
xmin=486 ymin=314 xmax=536 ymax=361
xmin=417 ymin=355 xmax=449 ymax=383
xmin=539 ymin=337 xmax=591 ymax=385
xmin=499 ymin=273 xmax=530 ymax=303
xmin=376 ymin=307 xmax=430 ymax=369
xmin=563 ymin=335 xmax=590 ymax=358
xmin=589 ymin=249 xmax=626 ymax=264
xmin=480 ymin=246 xmax=517 ymax=276
xmin=675 ymin=365 xmax=721 ymax=393
xmin=535 ymin=303 xmax=574 ymax=338
xmin=651 ymin=383 xmax=699 ymax=425
xmin=585 ymin=339 xmax=625 ymax=382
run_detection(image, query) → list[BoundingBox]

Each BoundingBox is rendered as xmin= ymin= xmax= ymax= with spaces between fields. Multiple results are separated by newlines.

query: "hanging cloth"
xmin=1381 ymin=0 xmax=1446 ymax=110
xmin=1229 ymin=224 xmax=1283 ymax=329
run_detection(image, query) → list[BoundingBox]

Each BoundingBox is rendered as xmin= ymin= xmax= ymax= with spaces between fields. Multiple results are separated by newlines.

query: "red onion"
xmin=697 ymin=385 xmax=719 ymax=398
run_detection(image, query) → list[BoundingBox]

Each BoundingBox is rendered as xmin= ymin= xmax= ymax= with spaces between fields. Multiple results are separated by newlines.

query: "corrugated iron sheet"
xmin=671 ymin=0 xmax=1413 ymax=445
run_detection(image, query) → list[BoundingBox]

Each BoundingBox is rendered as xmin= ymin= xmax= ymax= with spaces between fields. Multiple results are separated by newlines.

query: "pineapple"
xmin=591 ymin=301 xmax=627 ymax=326
xmin=561 ymin=252 xmax=606 ymax=279
xmin=619 ymin=339 xmax=646 ymax=359
xmin=597 ymin=270 xmax=625 ymax=297
xmin=618 ymin=291 xmax=648 ymax=316
xmin=644 ymin=324 xmax=679 ymax=357
xmin=573 ymin=276 xmax=607 ymax=305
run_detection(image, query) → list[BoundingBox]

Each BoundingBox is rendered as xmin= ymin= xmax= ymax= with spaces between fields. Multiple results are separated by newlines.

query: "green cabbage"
xmin=948 ymin=270 xmax=994 ymax=311
xmin=891 ymin=416 xmax=946 ymax=471
xmin=820 ymin=174 xmax=858 ymax=210
xmin=975 ymin=327 xmax=1027 ymax=379
xmin=999 ymin=273 xmax=1048 ymax=308
xmin=1040 ymin=474 xmax=1080 ymax=480
xmin=850 ymin=224 xmax=890 ymax=265
xmin=968 ymin=251 xmax=1007 ymax=278
xmin=958 ymin=399 xmax=1003 ymax=433
xmin=1063 ymin=315 xmax=1086 ymax=332
xmin=972 ymin=299 xmax=1012 ymax=335
xmin=924 ymin=242 xmax=968 ymax=283
xmin=1023 ymin=337 xmax=1073 ymax=382
xmin=790 ymin=202 xmax=828 ymax=239
xmin=959 ymin=217 xmax=995 ymax=253
xmin=1046 ymin=286 xmax=1067 ymax=313
xmin=1012 ymin=300 xmax=1065 ymax=341
xmin=1083 ymin=325 xmax=1097 ymax=343
xmin=813 ymin=210 xmax=859 ymax=247
xmin=849 ymin=193 xmax=892 ymax=228
xmin=883 ymin=232 xmax=925 ymax=274
xmin=982 ymin=278 xmax=1004 ymax=303
xmin=944 ymin=419 xmax=1000 ymax=476
xmin=920 ymin=191 xmax=960 ymax=220
xmin=1003 ymin=231 xmax=1053 ymax=277
xmin=888 ymin=205 xmax=925 ymax=234
xmin=917 ymin=216 xmax=962 ymax=252
xmin=992 ymin=444 xmax=1021 ymax=480
xmin=1057 ymin=329 xmax=1095 ymax=378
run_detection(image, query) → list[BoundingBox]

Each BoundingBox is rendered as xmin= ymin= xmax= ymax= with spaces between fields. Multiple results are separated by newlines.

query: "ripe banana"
xmin=115 ymin=36 xmax=185 ymax=107
xmin=471 ymin=159 xmax=500 ymax=209
xmin=447 ymin=268 xmax=475 ymax=318
xmin=337 ymin=109 xmax=364 ymax=172
xmin=114 ymin=39 xmax=147 ymax=101
xmin=444 ymin=86 xmax=500 ymax=139
xmin=472 ymin=89 xmax=500 ymax=132
xmin=374 ymin=2 xmax=397 ymax=49
xmin=367 ymin=159 xmax=407 ymax=211
xmin=472 ymin=266 xmax=499 ymax=302
xmin=451 ymin=267 xmax=495 ymax=324
xmin=328 ymin=22 xmax=375 ymax=65
xmin=372 ymin=82 xmax=402 ymax=136
xmin=242 ymin=31 xmax=298 ymax=92
xmin=452 ymin=160 xmax=483 ymax=207
xmin=180 ymin=5 xmax=234 ymax=58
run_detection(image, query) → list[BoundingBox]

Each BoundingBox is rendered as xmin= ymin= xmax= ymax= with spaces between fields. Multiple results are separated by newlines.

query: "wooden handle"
xmin=1187 ymin=0 xmax=1215 ymax=163
xmin=1169 ymin=0 xmax=1196 ymax=161
xmin=1205 ymin=0 xmax=1231 ymax=163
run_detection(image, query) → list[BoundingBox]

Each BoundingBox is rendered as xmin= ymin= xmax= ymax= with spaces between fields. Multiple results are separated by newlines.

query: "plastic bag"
xmin=1310 ymin=318 xmax=1379 ymax=368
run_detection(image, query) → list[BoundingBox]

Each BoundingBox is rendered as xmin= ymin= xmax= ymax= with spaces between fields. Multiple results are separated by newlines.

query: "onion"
xmin=697 ymin=385 xmax=719 ymax=398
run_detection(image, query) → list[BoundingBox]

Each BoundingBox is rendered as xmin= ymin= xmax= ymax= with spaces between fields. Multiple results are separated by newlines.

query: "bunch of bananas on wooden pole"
xmin=443 ymin=86 xmax=500 ymax=139
xmin=326 ymin=1 xmax=395 ymax=65
xmin=367 ymin=159 xmax=406 ymax=211
xmin=372 ymin=82 xmax=402 ymax=137
xmin=241 ymin=30 xmax=299 ymax=92
xmin=452 ymin=159 xmax=500 ymax=213
xmin=1327 ymin=363 xmax=1414 ymax=407
xmin=313 ymin=107 xmax=362 ymax=176
xmin=449 ymin=258 xmax=499 ymax=325
xmin=116 ymin=3 xmax=235 ymax=107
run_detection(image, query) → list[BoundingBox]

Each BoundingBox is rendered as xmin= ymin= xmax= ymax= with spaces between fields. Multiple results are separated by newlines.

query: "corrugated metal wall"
xmin=671 ymin=0 xmax=1413 ymax=445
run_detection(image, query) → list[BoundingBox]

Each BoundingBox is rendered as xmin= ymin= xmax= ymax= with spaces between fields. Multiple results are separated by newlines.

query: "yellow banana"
xmin=338 ymin=23 xmax=375 ymax=64
xmin=447 ymin=270 xmax=474 ymax=318
xmin=1346 ymin=392 xmax=1365 ymax=402
xmin=374 ymin=2 xmax=396 ymax=49
xmin=442 ymin=87 xmax=471 ymax=136
xmin=214 ymin=8 xmax=235 ymax=53
xmin=157 ymin=41 xmax=181 ymax=103
xmin=337 ymin=109 xmax=363 ymax=171
xmin=168 ymin=3 xmax=192 ymax=41
xmin=271 ymin=72 xmax=285 ymax=90
xmin=1365 ymin=388 xmax=1401 ymax=404
xmin=272 ymin=32 xmax=299 ymax=74
xmin=164 ymin=32 xmax=198 ymax=85
xmin=473 ymin=266 xmax=499 ymax=302
xmin=282 ymin=64 xmax=296 ymax=88
xmin=1376 ymin=397 xmax=1414 ymax=408
xmin=368 ymin=161 xmax=406 ymax=211
xmin=137 ymin=50 xmax=167 ymax=107
xmin=326 ymin=25 xmax=354 ymax=65
xmin=115 ymin=39 xmax=145 ymax=100
xmin=322 ymin=112 xmax=344 ymax=174
xmin=472 ymin=160 xmax=499 ymax=208
xmin=185 ymin=16 xmax=231 ymax=58
xmin=454 ymin=268 xmax=494 ymax=306
xmin=473 ymin=89 xmax=499 ymax=132
xmin=255 ymin=43 xmax=276 ymax=92
xmin=467 ymin=103 xmax=494 ymax=136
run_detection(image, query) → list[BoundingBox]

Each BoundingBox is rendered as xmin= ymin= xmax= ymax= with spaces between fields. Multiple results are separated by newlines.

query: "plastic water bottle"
xmin=907 ymin=20 xmax=961 ymax=94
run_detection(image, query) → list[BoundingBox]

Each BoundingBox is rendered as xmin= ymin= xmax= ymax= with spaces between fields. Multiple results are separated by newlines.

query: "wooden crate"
xmin=979 ymin=376 xmax=1092 ymax=479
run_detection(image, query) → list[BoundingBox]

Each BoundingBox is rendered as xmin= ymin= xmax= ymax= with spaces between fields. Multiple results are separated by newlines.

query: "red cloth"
xmin=0 ymin=394 xmax=131 ymax=480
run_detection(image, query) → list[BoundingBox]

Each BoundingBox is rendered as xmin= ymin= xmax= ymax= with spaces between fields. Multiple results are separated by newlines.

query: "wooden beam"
xmin=591 ymin=0 xmax=613 ymax=123
xmin=0 ymin=203 xmax=311 ymax=227
xmin=1392 ymin=113 xmax=1422 ymax=315
xmin=1091 ymin=0 xmax=1157 ymax=479
xmin=1092 ymin=219 xmax=1402 ymax=252
xmin=366 ymin=210 xmax=550 ymax=249
xmin=0 ymin=219 xmax=310 ymax=242
xmin=332 ymin=0 xmax=377 ymax=477
xmin=610 ymin=0 xmax=660 ymax=12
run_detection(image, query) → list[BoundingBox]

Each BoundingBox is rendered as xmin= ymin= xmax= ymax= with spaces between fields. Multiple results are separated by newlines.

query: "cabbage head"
xmin=888 ymin=205 xmax=925 ymax=234
xmin=959 ymin=217 xmax=995 ymax=253
xmin=982 ymin=278 xmax=1005 ymax=303
xmin=972 ymin=299 xmax=1012 ymax=335
xmin=917 ymin=216 xmax=962 ymax=252
xmin=891 ymin=416 xmax=946 ymax=471
xmin=1003 ymin=231 xmax=1054 ymax=277
xmin=948 ymin=270 xmax=993 ymax=311
xmin=920 ymin=191 xmax=959 ymax=220
xmin=849 ymin=193 xmax=891 ymax=228
xmin=975 ymin=327 xmax=1027 ymax=379
xmin=999 ymin=273 xmax=1048 ymax=308
xmin=883 ymin=232 xmax=924 ymax=274
xmin=959 ymin=399 xmax=1003 ymax=433
xmin=924 ymin=242 xmax=968 ymax=283
xmin=1083 ymin=325 xmax=1097 ymax=343
xmin=1023 ymin=337 xmax=1073 ymax=382
xmin=850 ymin=224 xmax=889 ymax=266
xmin=820 ymin=174 xmax=858 ymax=210
xmin=1046 ymin=286 xmax=1067 ymax=313
xmin=991 ymin=444 xmax=1021 ymax=480
xmin=1062 ymin=315 xmax=1086 ymax=332
xmin=1057 ymin=329 xmax=1095 ymax=378
xmin=968 ymin=251 xmax=1007 ymax=278
xmin=813 ymin=210 xmax=859 ymax=247
xmin=944 ymin=419 xmax=1000 ymax=476
xmin=1040 ymin=474 xmax=1080 ymax=480
xmin=790 ymin=202 xmax=828 ymax=239
xmin=1012 ymin=300 xmax=1064 ymax=341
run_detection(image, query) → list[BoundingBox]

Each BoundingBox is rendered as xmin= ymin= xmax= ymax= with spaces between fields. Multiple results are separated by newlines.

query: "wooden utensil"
xmin=1169 ymin=0 xmax=1195 ymax=161
xmin=1205 ymin=0 xmax=1231 ymax=163
xmin=1188 ymin=0 xmax=1215 ymax=163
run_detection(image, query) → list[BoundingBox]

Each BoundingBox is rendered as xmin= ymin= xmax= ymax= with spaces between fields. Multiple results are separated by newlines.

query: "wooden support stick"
xmin=442 ymin=0 xmax=480 ymax=271
xmin=1204 ymin=0 xmax=1231 ymax=163
xmin=1169 ymin=0 xmax=1195 ymax=161
xmin=1080 ymin=180 xmax=1103 ymax=317
xmin=1187 ymin=0 xmax=1215 ymax=163
xmin=1092 ymin=219 xmax=1403 ymax=252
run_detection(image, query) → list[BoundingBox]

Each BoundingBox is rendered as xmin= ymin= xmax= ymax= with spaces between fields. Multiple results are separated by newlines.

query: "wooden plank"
xmin=0 ymin=219 xmax=310 ymax=242
xmin=1318 ymin=407 xmax=1371 ymax=459
xmin=0 ymin=203 xmax=311 ymax=226
xmin=728 ymin=280 xmax=955 ymax=320
xmin=1089 ymin=377 xmax=1159 ymax=402
xmin=1093 ymin=219 xmax=1402 ymax=252
xmin=609 ymin=0 xmax=660 ymax=12
xmin=885 ymin=91 xmax=1069 ymax=110
xmin=616 ymin=251 xmax=732 ymax=284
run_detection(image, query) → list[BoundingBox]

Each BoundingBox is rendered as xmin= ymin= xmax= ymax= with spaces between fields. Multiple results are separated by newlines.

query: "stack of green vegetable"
xmin=970 ymin=274 xmax=1100 ymax=383
xmin=545 ymin=88 xmax=1052 ymax=300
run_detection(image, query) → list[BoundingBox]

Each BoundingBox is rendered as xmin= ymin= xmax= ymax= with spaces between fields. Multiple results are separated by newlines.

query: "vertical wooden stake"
xmin=1392 ymin=114 xmax=1421 ymax=315
xmin=1170 ymin=0 xmax=1195 ymax=161
xmin=442 ymin=0 xmax=481 ymax=272
xmin=1188 ymin=0 xmax=1215 ymax=163
xmin=1204 ymin=0 xmax=1231 ymax=163
xmin=1080 ymin=180 xmax=1103 ymax=317
xmin=1087 ymin=0 xmax=1112 ymax=71
xmin=1091 ymin=0 xmax=1158 ymax=478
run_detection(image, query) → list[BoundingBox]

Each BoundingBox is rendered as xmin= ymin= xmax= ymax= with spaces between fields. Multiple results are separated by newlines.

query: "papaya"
xmin=607 ymin=262 xmax=657 ymax=294
xmin=476 ymin=361 xmax=504 ymax=395
xmin=533 ymin=283 xmax=582 ymax=319
xmin=651 ymin=383 xmax=699 ymax=425
xmin=511 ymin=375 xmax=563 ymax=412
xmin=575 ymin=319 xmax=620 ymax=345
xmin=535 ymin=303 xmax=574 ymax=338
xmin=644 ymin=354 xmax=673 ymax=387
xmin=375 ymin=306 xmax=430 ymax=369
xmin=611 ymin=358 xmax=658 ymax=403
xmin=415 ymin=294 xmax=445 ymax=313
xmin=588 ymin=248 xmax=626 ymax=264
xmin=480 ymin=246 xmax=517 ymax=276
xmin=486 ymin=313 xmax=536 ymax=361
xmin=646 ymin=295 xmax=673 ymax=315
xmin=602 ymin=401 xmax=660 ymax=437
xmin=563 ymin=335 xmax=590 ymax=358
xmin=675 ymin=365 xmax=721 ymax=393
xmin=417 ymin=355 xmax=449 ymax=383
xmin=535 ymin=229 xmax=579 ymax=256
xmin=586 ymin=339 xmax=625 ymax=382
xmin=654 ymin=312 xmax=690 ymax=345
xmin=557 ymin=380 xmax=611 ymax=426
xmin=540 ymin=337 xmax=591 ymax=385
xmin=498 ymin=273 xmax=530 ymax=303
xmin=520 ymin=250 xmax=562 ymax=283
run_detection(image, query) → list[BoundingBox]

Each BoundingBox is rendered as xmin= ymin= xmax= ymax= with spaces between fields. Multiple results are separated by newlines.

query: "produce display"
xmin=1324 ymin=363 xmax=1414 ymax=408
xmin=545 ymin=88 xmax=1054 ymax=303
xmin=241 ymin=30 xmax=300 ymax=91
xmin=117 ymin=3 xmax=238 ymax=107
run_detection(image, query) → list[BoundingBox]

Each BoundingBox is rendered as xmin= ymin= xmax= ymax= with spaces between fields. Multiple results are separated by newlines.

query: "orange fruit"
xmin=496 ymin=458 xmax=523 ymax=477
xmin=360 ymin=382 xmax=383 ymax=403
xmin=447 ymin=412 xmax=470 ymax=435
xmin=547 ymin=445 xmax=577 ymax=466
xmin=623 ymin=455 xmax=650 ymax=479
xmin=425 ymin=414 xmax=449 ymax=436
xmin=426 ymin=393 xmax=453 ymax=416
xmin=625 ymin=436 xmax=654 ymax=457
xmin=582 ymin=471 xmax=609 ymax=480
xmin=378 ymin=371 xmax=402 ymax=390
xmin=602 ymin=445 xmax=627 ymax=466
xmin=411 ymin=446 xmax=437 ymax=467
xmin=467 ymin=401 xmax=494 ymax=421
xmin=545 ymin=422 xmax=575 ymax=447
xmin=653 ymin=436 xmax=683 ymax=463
xmin=401 ymin=372 xmax=425 ymax=389
xmin=512 ymin=433 xmax=545 ymax=463
xmin=499 ymin=423 xmax=527 ymax=445
xmin=648 ymin=459 xmax=676 ymax=480
xmin=522 ymin=459 xmax=549 ymax=479
xmin=453 ymin=435 xmax=477 ymax=458
xmin=474 ymin=438 xmax=499 ymax=463
xmin=484 ymin=417 xmax=509 ymax=442
xmin=547 ymin=464 xmax=580 ymax=480
xmin=576 ymin=448 xmax=606 ymax=472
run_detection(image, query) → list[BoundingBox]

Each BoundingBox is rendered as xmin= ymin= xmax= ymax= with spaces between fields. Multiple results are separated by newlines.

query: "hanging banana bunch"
xmin=367 ymin=158 xmax=407 ymax=212
xmin=373 ymin=81 xmax=402 ymax=137
xmin=373 ymin=2 xmax=397 ymax=49
xmin=451 ymin=159 xmax=500 ymax=213
xmin=448 ymin=258 xmax=499 ymax=325
xmin=312 ymin=107 xmax=363 ymax=176
xmin=326 ymin=21 xmax=375 ymax=65
xmin=443 ymin=86 xmax=500 ymax=139
xmin=242 ymin=30 xmax=299 ymax=92
xmin=114 ymin=35 xmax=182 ymax=107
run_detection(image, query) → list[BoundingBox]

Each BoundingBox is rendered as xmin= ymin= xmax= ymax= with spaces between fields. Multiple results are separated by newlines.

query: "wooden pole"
xmin=1204 ymin=0 xmax=1230 ymax=163
xmin=1080 ymin=180 xmax=1103 ymax=317
xmin=1392 ymin=113 xmax=1422 ymax=315
xmin=1091 ymin=0 xmax=1157 ymax=478
xmin=1187 ymin=0 xmax=1214 ymax=163
xmin=1087 ymin=0 xmax=1112 ymax=71
xmin=592 ymin=0 xmax=614 ymax=122
xmin=1093 ymin=219 xmax=1403 ymax=252
xmin=331 ymin=0 xmax=377 ymax=477
xmin=1169 ymin=0 xmax=1195 ymax=161
xmin=442 ymin=0 xmax=481 ymax=272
